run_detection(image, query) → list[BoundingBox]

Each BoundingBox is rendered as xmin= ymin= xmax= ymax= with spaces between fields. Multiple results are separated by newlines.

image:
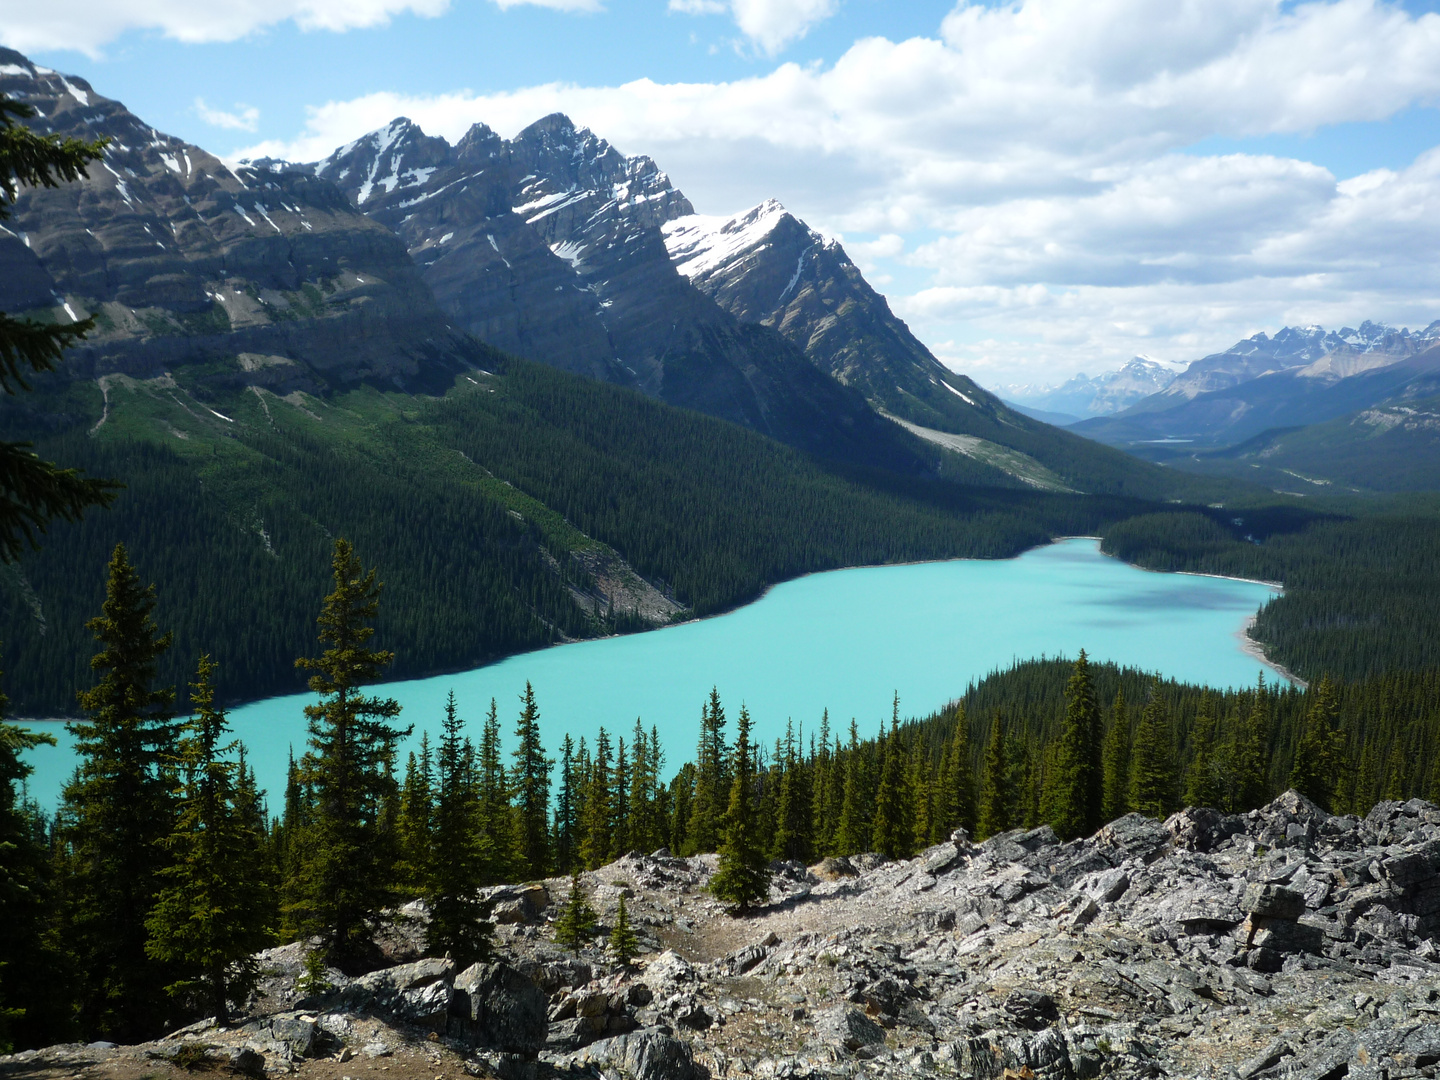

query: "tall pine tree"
xmin=1129 ymin=686 xmax=1175 ymax=819
xmin=977 ymin=712 xmax=1010 ymax=840
xmin=59 ymin=544 xmax=179 ymax=1040
xmin=426 ymin=691 xmax=492 ymax=965
xmin=287 ymin=539 xmax=410 ymax=968
xmin=1051 ymin=651 xmax=1103 ymax=839
xmin=1101 ymin=689 xmax=1130 ymax=823
xmin=145 ymin=655 xmax=274 ymax=1024
xmin=711 ymin=706 xmax=770 ymax=912
xmin=686 ymin=689 xmax=728 ymax=855
xmin=511 ymin=683 xmax=551 ymax=879
xmin=1290 ymin=675 xmax=1339 ymax=810
xmin=0 ymin=655 xmax=68 ymax=1051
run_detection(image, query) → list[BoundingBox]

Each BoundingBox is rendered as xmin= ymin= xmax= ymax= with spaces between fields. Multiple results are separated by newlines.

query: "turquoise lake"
xmin=20 ymin=538 xmax=1282 ymax=809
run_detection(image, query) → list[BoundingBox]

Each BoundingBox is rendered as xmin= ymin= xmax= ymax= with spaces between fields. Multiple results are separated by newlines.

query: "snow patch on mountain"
xmin=662 ymin=198 xmax=791 ymax=280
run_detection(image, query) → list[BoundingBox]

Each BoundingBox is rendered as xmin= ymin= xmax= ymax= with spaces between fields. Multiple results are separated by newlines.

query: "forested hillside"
xmin=1100 ymin=503 xmax=1440 ymax=679
xmin=0 ymin=351 xmax=1153 ymax=715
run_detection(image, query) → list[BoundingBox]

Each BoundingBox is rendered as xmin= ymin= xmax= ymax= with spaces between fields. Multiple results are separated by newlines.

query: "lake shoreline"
xmin=12 ymin=535 xmax=1293 ymax=725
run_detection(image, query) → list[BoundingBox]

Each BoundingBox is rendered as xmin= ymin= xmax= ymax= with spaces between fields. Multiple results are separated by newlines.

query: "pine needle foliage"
xmin=1290 ymin=675 xmax=1340 ymax=810
xmin=1129 ymin=685 xmax=1176 ymax=819
xmin=287 ymin=539 xmax=411 ymax=967
xmin=686 ymin=689 xmax=728 ymax=856
xmin=553 ymin=871 xmax=598 ymax=955
xmin=977 ymin=712 xmax=1010 ymax=840
xmin=608 ymin=894 xmax=639 ymax=967
xmin=1101 ymin=689 xmax=1131 ymax=822
xmin=511 ymin=682 xmax=552 ymax=879
xmin=145 ymin=655 xmax=274 ymax=1024
xmin=426 ymin=691 xmax=492 ymax=966
xmin=711 ymin=706 xmax=770 ymax=913
xmin=60 ymin=543 xmax=178 ymax=1041
xmin=0 ymin=656 xmax=60 ymax=1051
xmin=1051 ymin=650 xmax=1103 ymax=839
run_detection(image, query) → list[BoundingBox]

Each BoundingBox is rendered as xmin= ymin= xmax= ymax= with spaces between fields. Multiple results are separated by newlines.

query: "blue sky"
xmin=10 ymin=0 xmax=1440 ymax=385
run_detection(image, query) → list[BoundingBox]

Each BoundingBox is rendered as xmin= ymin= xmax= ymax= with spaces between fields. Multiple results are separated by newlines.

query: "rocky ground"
xmin=6 ymin=792 xmax=1440 ymax=1080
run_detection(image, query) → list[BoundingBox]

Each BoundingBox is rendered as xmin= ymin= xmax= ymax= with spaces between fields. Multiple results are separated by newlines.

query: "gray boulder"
xmin=449 ymin=962 xmax=548 ymax=1055
xmin=559 ymin=1027 xmax=699 ymax=1080
xmin=814 ymin=1005 xmax=886 ymax=1052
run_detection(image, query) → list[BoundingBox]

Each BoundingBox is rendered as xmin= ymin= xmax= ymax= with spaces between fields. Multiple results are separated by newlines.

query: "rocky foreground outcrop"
xmin=7 ymin=792 xmax=1440 ymax=1080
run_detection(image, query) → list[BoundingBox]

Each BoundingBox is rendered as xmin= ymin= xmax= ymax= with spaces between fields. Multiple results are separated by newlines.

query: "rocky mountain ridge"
xmin=254 ymin=114 xmax=934 ymax=472
xmin=1073 ymin=320 xmax=1440 ymax=451
xmin=9 ymin=791 xmax=1440 ymax=1080
xmin=0 ymin=49 xmax=479 ymax=397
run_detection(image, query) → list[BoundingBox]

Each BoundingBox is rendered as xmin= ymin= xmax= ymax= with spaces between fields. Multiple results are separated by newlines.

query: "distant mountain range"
xmin=1000 ymin=356 xmax=1187 ymax=421
xmin=1054 ymin=319 xmax=1440 ymax=491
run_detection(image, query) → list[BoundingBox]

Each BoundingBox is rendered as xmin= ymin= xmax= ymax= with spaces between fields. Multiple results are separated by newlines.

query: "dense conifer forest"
xmin=1100 ymin=504 xmax=1440 ymax=679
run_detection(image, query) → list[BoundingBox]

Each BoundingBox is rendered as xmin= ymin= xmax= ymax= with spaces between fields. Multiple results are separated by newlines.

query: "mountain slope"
xmin=0 ymin=49 xmax=476 ymax=394
xmin=656 ymin=199 xmax=1236 ymax=500
xmin=274 ymin=116 xmax=934 ymax=473
xmin=1156 ymin=391 xmax=1440 ymax=493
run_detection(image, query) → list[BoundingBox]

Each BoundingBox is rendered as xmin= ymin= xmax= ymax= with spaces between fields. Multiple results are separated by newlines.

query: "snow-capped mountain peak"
xmin=662 ymin=198 xmax=794 ymax=281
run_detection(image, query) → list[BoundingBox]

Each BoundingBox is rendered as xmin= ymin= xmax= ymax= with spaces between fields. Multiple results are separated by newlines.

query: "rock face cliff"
xmin=10 ymin=793 xmax=1440 ymax=1080
xmin=0 ymin=49 xmax=477 ymax=395
xmin=277 ymin=116 xmax=931 ymax=471
xmin=661 ymin=199 xmax=1010 ymax=438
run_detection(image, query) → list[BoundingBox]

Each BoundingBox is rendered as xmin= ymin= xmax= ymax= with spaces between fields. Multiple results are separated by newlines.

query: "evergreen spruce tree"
xmin=1223 ymin=676 xmax=1270 ymax=812
xmin=395 ymin=736 xmax=433 ymax=894
xmin=668 ymin=763 xmax=694 ymax=856
xmin=288 ymin=539 xmax=410 ymax=968
xmin=1183 ymin=693 xmax=1223 ymax=810
xmin=834 ymin=722 xmax=872 ymax=855
xmin=909 ymin=745 xmax=933 ymax=850
xmin=553 ymin=871 xmax=598 ymax=955
xmin=426 ymin=691 xmax=491 ymax=965
xmin=145 ymin=656 xmax=274 ymax=1024
xmin=276 ymin=753 xmax=311 ymax=942
xmin=936 ymin=707 xmax=976 ymax=838
xmin=0 ymin=654 xmax=67 ymax=1051
xmin=1290 ymin=676 xmax=1339 ymax=810
xmin=580 ymin=729 xmax=612 ymax=869
xmin=608 ymin=894 xmax=639 ymax=967
xmin=1051 ymin=651 xmax=1104 ymax=840
xmin=686 ymin=689 xmax=728 ymax=855
xmin=60 ymin=543 xmax=179 ymax=1040
xmin=1101 ymin=689 xmax=1130 ymax=823
xmin=977 ymin=712 xmax=1010 ymax=841
xmin=475 ymin=698 xmax=512 ymax=884
xmin=870 ymin=699 xmax=911 ymax=859
xmin=511 ymin=683 xmax=551 ymax=879
xmin=612 ymin=738 xmax=630 ymax=856
xmin=810 ymin=711 xmax=836 ymax=856
xmin=773 ymin=720 xmax=812 ymax=863
xmin=711 ymin=706 xmax=770 ymax=912
xmin=1129 ymin=686 xmax=1176 ymax=819
xmin=554 ymin=735 xmax=578 ymax=874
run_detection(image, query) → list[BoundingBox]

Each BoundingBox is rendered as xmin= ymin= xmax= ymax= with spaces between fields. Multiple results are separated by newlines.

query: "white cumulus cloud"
xmin=0 ymin=0 xmax=597 ymax=56
xmin=670 ymin=0 xmax=838 ymax=55
xmin=194 ymin=98 xmax=260 ymax=132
